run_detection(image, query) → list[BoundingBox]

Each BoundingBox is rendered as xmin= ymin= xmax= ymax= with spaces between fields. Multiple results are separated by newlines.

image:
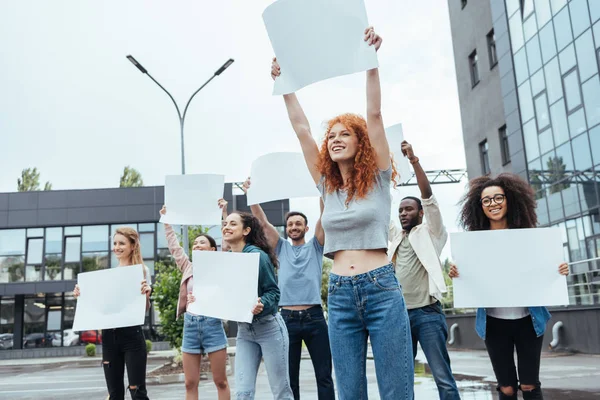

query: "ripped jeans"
xmin=102 ymin=326 xmax=149 ymax=400
xmin=235 ymin=313 xmax=293 ymax=399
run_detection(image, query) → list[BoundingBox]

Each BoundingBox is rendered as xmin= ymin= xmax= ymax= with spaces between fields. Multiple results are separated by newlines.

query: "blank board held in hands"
xmin=159 ymin=174 xmax=224 ymax=226
xmin=263 ymin=0 xmax=378 ymax=95
xmin=188 ymin=251 xmax=260 ymax=323
xmin=386 ymin=123 xmax=412 ymax=184
xmin=72 ymin=265 xmax=146 ymax=331
xmin=450 ymin=228 xmax=569 ymax=308
xmin=247 ymin=152 xmax=320 ymax=205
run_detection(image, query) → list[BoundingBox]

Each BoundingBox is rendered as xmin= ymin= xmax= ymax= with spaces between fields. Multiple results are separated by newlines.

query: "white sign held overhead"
xmin=72 ymin=265 xmax=146 ymax=331
xmin=263 ymin=0 xmax=378 ymax=95
xmin=247 ymin=152 xmax=320 ymax=205
xmin=188 ymin=251 xmax=260 ymax=323
xmin=159 ymin=174 xmax=224 ymax=226
xmin=450 ymin=228 xmax=569 ymax=308
xmin=386 ymin=123 xmax=412 ymax=184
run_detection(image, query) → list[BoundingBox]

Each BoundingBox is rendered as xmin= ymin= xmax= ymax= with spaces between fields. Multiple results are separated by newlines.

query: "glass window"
xmin=145 ymin=260 xmax=155 ymax=277
xmin=572 ymin=133 xmax=593 ymax=171
xmin=500 ymin=125 xmax=511 ymax=165
xmin=64 ymin=237 xmax=81 ymax=263
xmin=563 ymin=68 xmax=583 ymax=112
xmin=595 ymin=21 xmax=600 ymax=48
xmin=0 ymin=229 xmax=25 ymax=256
xmin=554 ymin=6 xmax=574 ymax=51
xmin=531 ymin=68 xmax=546 ymax=96
xmin=523 ymin=0 xmax=535 ymax=19
xmin=27 ymin=228 xmax=43 ymax=238
xmin=582 ymin=74 xmax=600 ymax=127
xmin=575 ymin=30 xmax=598 ymax=82
xmin=510 ymin=12 xmax=525 ymax=52
xmin=539 ymin=127 xmax=555 ymax=154
xmin=519 ymin=80 xmax=535 ymax=122
xmin=524 ymin=118 xmax=540 ymax=160
xmin=138 ymin=223 xmax=155 ymax=233
xmin=82 ymin=225 xmax=109 ymax=252
xmin=156 ymin=224 xmax=172 ymax=249
xmin=539 ymin=20 xmax=557 ymax=64
xmin=550 ymin=99 xmax=570 ymax=145
xmin=568 ymin=108 xmax=588 ymax=136
xmin=140 ymin=233 xmax=154 ymax=260
xmin=590 ymin=125 xmax=600 ymax=166
xmin=64 ymin=226 xmax=81 ymax=236
xmin=535 ymin=92 xmax=551 ymax=130
xmin=82 ymin=252 xmax=109 ymax=273
xmin=559 ymin=44 xmax=577 ymax=76
xmin=535 ymin=0 xmax=552 ymax=27
xmin=63 ymin=295 xmax=76 ymax=331
xmin=44 ymin=254 xmax=62 ymax=281
xmin=25 ymin=265 xmax=41 ymax=282
xmin=1 ymin=297 xmax=15 ymax=334
xmin=487 ymin=30 xmax=498 ymax=68
xmin=550 ymin=0 xmax=567 ymax=15
xmin=524 ymin=14 xmax=539 ymax=42
xmin=63 ymin=262 xmax=79 ymax=280
xmin=479 ymin=140 xmax=490 ymax=174
xmin=569 ymin=0 xmax=592 ymax=38
xmin=45 ymin=228 xmax=62 ymax=254
xmin=526 ymin=35 xmax=543 ymax=74
xmin=590 ymin=1 xmax=600 ymax=23
xmin=111 ymin=224 xmax=137 ymax=237
xmin=544 ymin=57 xmax=563 ymax=103
xmin=0 ymin=256 xmax=25 ymax=283
xmin=469 ymin=50 xmax=479 ymax=87
xmin=563 ymin=185 xmax=582 ymax=219
xmin=23 ymin=296 xmax=46 ymax=347
xmin=26 ymin=238 xmax=43 ymax=265
xmin=514 ymin=47 xmax=530 ymax=85
xmin=556 ymin=141 xmax=575 ymax=171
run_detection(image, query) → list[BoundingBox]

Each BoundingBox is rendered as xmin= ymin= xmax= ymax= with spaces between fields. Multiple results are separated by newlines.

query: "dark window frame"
xmin=469 ymin=50 xmax=480 ymax=88
xmin=499 ymin=125 xmax=510 ymax=165
xmin=487 ymin=29 xmax=498 ymax=69
xmin=533 ymin=90 xmax=552 ymax=132
xmin=461 ymin=0 xmax=467 ymax=10
xmin=561 ymin=66 xmax=584 ymax=115
xmin=479 ymin=140 xmax=491 ymax=175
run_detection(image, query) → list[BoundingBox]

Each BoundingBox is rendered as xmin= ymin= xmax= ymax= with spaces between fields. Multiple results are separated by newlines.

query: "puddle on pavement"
xmin=413 ymin=361 xmax=599 ymax=399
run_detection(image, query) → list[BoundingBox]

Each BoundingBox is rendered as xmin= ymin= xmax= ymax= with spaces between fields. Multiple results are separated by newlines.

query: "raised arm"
xmin=314 ymin=199 xmax=325 ymax=246
xmin=402 ymin=141 xmax=432 ymax=199
xmin=271 ymin=58 xmax=321 ymax=184
xmin=218 ymin=199 xmax=231 ymax=252
xmin=242 ymin=178 xmax=281 ymax=250
xmin=364 ymin=27 xmax=390 ymax=170
xmin=159 ymin=206 xmax=192 ymax=274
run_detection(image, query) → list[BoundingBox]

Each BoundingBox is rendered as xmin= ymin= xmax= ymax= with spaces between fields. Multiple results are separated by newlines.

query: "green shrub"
xmin=145 ymin=340 xmax=152 ymax=354
xmin=85 ymin=343 xmax=96 ymax=357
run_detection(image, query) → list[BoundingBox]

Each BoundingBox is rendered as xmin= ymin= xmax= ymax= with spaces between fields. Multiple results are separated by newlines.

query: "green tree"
xmin=119 ymin=166 xmax=144 ymax=188
xmin=547 ymin=156 xmax=570 ymax=194
xmin=321 ymin=258 xmax=332 ymax=312
xmin=17 ymin=168 xmax=52 ymax=192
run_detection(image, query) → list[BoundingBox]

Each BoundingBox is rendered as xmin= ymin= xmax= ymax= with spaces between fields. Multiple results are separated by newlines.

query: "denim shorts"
xmin=181 ymin=312 xmax=228 ymax=355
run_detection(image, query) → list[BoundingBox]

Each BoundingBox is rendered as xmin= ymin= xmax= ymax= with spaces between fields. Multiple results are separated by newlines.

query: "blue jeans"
xmin=235 ymin=313 xmax=294 ymax=399
xmin=281 ymin=305 xmax=335 ymax=400
xmin=328 ymin=264 xmax=414 ymax=400
xmin=408 ymin=302 xmax=460 ymax=400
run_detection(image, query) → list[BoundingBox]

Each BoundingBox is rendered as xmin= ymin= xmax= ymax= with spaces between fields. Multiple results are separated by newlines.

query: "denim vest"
xmin=475 ymin=306 xmax=551 ymax=340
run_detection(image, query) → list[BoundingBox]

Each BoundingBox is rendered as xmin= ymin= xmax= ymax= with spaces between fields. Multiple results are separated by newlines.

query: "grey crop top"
xmin=317 ymin=166 xmax=392 ymax=256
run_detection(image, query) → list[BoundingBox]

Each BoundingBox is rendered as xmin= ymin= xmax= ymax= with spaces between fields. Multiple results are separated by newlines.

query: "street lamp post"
xmin=127 ymin=55 xmax=234 ymax=254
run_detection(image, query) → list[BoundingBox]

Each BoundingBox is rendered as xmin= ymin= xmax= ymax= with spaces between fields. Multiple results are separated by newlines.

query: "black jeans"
xmin=102 ymin=326 xmax=149 ymax=400
xmin=485 ymin=316 xmax=544 ymax=400
xmin=281 ymin=306 xmax=335 ymax=400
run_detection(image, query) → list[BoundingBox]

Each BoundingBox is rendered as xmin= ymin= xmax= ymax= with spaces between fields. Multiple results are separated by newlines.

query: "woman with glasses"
xmin=448 ymin=173 xmax=569 ymax=400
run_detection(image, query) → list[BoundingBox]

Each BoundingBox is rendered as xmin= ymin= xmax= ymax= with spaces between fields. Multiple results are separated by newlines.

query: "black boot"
xmin=521 ymin=386 xmax=544 ymax=400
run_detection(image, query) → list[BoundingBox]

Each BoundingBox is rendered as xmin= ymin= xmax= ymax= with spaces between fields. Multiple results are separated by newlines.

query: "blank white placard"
xmin=72 ymin=265 xmax=146 ymax=331
xmin=450 ymin=228 xmax=569 ymax=308
xmin=386 ymin=123 xmax=412 ymax=183
xmin=247 ymin=152 xmax=320 ymax=205
xmin=263 ymin=0 xmax=378 ymax=95
xmin=188 ymin=251 xmax=260 ymax=323
xmin=159 ymin=174 xmax=224 ymax=226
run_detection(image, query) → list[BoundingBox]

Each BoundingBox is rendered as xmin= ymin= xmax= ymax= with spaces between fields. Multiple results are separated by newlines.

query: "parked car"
xmin=0 ymin=334 xmax=13 ymax=350
xmin=52 ymin=330 xmax=79 ymax=347
xmin=23 ymin=333 xmax=54 ymax=348
xmin=80 ymin=330 xmax=102 ymax=344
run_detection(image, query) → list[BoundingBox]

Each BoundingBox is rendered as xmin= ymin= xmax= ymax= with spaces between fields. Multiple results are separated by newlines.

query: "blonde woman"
xmin=74 ymin=227 xmax=152 ymax=400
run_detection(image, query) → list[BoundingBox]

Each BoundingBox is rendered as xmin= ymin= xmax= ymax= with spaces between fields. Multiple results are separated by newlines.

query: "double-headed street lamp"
xmin=127 ymin=55 xmax=234 ymax=254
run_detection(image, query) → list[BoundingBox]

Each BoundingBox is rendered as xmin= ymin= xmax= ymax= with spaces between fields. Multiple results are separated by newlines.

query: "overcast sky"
xmin=0 ymin=0 xmax=469 ymax=258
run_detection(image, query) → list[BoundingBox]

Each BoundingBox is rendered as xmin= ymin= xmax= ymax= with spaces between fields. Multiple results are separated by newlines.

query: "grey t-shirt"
xmin=276 ymin=237 xmax=324 ymax=307
xmin=318 ymin=167 xmax=392 ymax=256
xmin=395 ymin=235 xmax=435 ymax=309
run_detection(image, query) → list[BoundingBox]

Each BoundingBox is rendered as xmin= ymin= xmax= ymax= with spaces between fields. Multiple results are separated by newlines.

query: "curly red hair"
xmin=317 ymin=113 xmax=398 ymax=203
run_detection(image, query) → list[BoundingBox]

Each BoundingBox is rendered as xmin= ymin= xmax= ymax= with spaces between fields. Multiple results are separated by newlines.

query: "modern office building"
xmin=449 ymin=0 xmax=600 ymax=310
xmin=0 ymin=185 xmax=289 ymax=352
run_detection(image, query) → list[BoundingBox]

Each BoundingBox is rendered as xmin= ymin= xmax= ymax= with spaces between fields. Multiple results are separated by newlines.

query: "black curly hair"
xmin=230 ymin=211 xmax=279 ymax=268
xmin=459 ymin=173 xmax=537 ymax=231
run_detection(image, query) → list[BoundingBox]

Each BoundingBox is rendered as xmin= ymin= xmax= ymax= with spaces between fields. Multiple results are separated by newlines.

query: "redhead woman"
xmin=271 ymin=27 xmax=413 ymax=399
